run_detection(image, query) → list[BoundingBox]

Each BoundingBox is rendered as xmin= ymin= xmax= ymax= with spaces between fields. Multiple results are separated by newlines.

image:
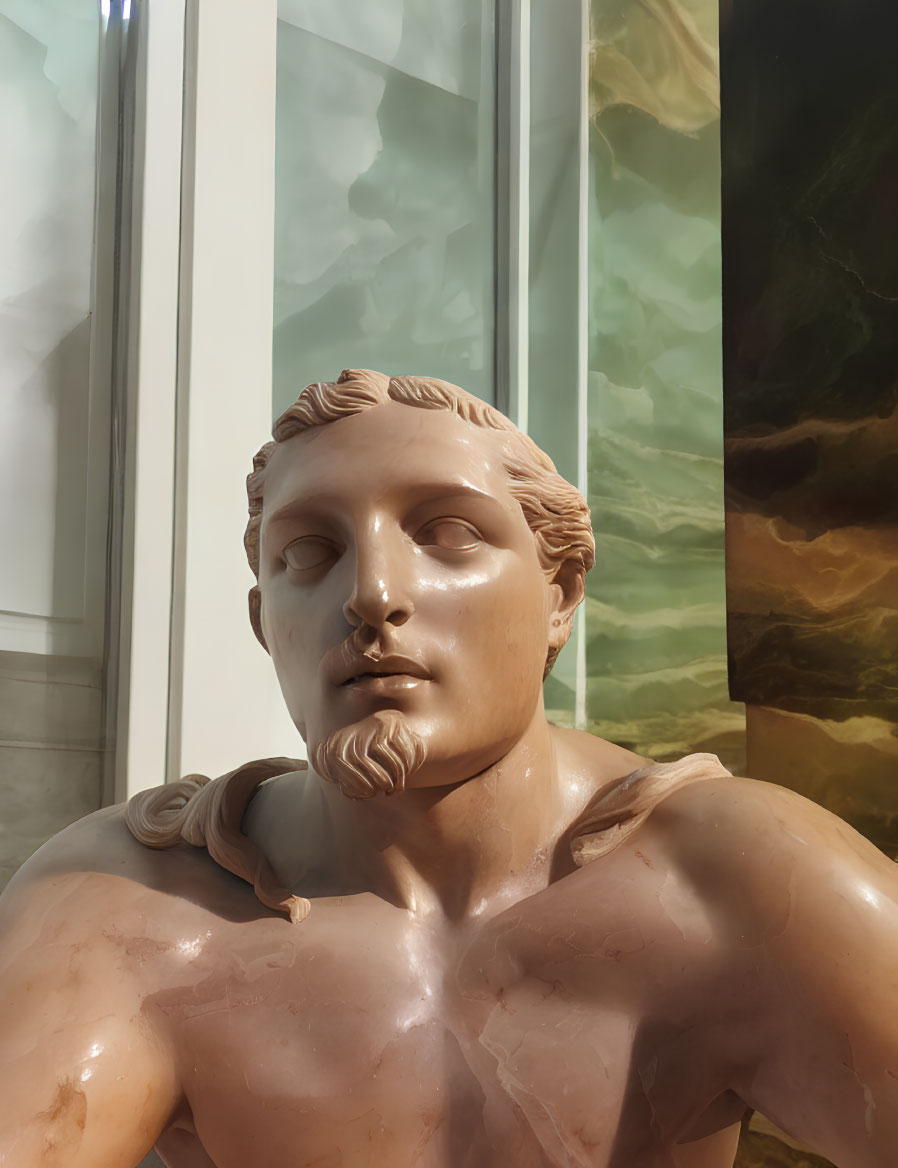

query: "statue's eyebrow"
xmin=401 ymin=482 xmax=503 ymax=510
xmin=263 ymin=482 xmax=502 ymax=529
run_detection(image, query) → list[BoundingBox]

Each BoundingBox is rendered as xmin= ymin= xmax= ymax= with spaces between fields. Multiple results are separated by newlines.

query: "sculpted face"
xmin=256 ymin=401 xmax=569 ymax=791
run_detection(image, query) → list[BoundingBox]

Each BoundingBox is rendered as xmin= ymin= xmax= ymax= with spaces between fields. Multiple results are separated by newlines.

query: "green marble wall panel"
xmin=273 ymin=0 xmax=496 ymax=416
xmin=584 ymin=0 xmax=744 ymax=768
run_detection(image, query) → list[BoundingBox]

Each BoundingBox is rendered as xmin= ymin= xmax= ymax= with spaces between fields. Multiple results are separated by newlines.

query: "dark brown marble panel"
xmin=721 ymin=0 xmax=898 ymax=832
xmin=722 ymin=9 xmax=897 ymax=1160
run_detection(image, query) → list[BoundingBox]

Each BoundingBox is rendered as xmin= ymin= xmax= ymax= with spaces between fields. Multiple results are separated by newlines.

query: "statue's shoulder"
xmin=0 ymin=801 xmax=190 ymax=958
xmin=1 ymin=800 xmax=221 ymax=919
xmin=1 ymin=756 xmax=310 ymax=936
xmin=557 ymin=744 xmax=794 ymax=950
xmin=564 ymin=742 xmax=734 ymax=867
xmin=124 ymin=756 xmax=311 ymax=922
xmin=637 ymin=763 xmax=895 ymax=893
xmin=567 ymin=747 xmax=897 ymax=945
xmin=3 ymin=801 xmax=161 ymax=896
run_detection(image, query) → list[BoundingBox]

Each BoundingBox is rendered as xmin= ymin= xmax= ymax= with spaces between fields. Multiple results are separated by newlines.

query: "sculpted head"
xmin=244 ymin=369 xmax=595 ymax=798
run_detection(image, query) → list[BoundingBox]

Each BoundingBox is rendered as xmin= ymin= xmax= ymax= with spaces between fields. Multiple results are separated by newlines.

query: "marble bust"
xmin=1 ymin=368 xmax=897 ymax=1167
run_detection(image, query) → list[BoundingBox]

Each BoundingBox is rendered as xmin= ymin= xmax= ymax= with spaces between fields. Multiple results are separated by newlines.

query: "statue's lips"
xmin=334 ymin=655 xmax=432 ymax=688
xmin=341 ymin=673 xmax=430 ymax=695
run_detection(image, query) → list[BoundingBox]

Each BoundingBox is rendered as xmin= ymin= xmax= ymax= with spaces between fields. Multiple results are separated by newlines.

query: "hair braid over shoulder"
xmin=125 ymin=757 xmax=310 ymax=923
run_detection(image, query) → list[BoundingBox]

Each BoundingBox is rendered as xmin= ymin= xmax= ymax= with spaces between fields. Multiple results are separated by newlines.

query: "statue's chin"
xmin=309 ymin=710 xmax=427 ymax=799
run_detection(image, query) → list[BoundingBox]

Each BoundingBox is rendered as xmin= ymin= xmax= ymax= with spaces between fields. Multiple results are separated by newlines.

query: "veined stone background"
xmin=721 ymin=0 xmax=898 ymax=879
xmin=585 ymin=0 xmax=897 ymax=1164
xmin=583 ymin=0 xmax=746 ymax=773
xmin=724 ymin=0 xmax=898 ymax=1164
xmin=273 ymin=0 xmax=496 ymax=415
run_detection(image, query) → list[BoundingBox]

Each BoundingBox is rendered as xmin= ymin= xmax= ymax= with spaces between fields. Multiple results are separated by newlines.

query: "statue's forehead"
xmin=261 ymin=402 xmax=516 ymax=512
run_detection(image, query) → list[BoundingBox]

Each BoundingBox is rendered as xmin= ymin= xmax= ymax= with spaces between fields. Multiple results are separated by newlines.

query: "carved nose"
xmin=343 ymin=592 xmax=414 ymax=630
xmin=343 ymin=541 xmax=415 ymax=631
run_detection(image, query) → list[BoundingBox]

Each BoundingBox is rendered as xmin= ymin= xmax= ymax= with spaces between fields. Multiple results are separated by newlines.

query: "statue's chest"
xmin=159 ymin=881 xmax=713 ymax=1168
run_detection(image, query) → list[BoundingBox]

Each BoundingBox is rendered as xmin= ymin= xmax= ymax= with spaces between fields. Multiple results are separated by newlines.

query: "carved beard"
xmin=309 ymin=710 xmax=427 ymax=799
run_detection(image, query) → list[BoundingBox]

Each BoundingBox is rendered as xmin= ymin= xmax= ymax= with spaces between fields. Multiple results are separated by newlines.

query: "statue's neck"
xmin=316 ymin=715 xmax=580 ymax=922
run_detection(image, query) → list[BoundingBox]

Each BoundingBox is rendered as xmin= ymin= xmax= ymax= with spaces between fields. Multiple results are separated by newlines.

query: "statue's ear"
xmin=548 ymin=562 xmax=585 ymax=652
xmin=248 ymin=586 xmax=269 ymax=653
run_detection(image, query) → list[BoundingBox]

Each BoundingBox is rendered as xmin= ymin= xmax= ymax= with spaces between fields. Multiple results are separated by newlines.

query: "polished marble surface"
xmin=721 ymin=5 xmax=898 ymax=1160
xmin=722 ymin=0 xmax=898 ymax=712
xmin=581 ymin=0 xmax=745 ymax=773
xmin=721 ymin=0 xmax=898 ymax=853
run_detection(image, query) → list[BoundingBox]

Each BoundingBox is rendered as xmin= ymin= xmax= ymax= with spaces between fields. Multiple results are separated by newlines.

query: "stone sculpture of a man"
xmin=1 ymin=369 xmax=896 ymax=1167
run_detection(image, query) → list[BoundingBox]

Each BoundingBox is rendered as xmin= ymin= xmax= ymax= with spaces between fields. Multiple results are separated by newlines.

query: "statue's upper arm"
xmin=0 ymin=866 xmax=182 ymax=1167
xmin=670 ymin=778 xmax=898 ymax=1167
xmin=755 ymin=821 xmax=898 ymax=1166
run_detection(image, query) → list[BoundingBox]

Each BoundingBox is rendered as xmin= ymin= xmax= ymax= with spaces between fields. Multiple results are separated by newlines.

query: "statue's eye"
xmin=417 ymin=520 xmax=482 ymax=550
xmin=283 ymin=537 xmax=337 ymax=571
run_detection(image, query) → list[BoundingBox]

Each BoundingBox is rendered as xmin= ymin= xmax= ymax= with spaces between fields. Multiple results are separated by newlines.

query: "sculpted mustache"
xmin=322 ymin=632 xmax=426 ymax=685
xmin=324 ymin=636 xmax=377 ymax=681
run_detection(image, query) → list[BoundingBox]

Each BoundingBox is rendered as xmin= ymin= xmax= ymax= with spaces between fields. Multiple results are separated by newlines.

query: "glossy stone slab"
xmin=721 ymin=0 xmax=898 ymax=857
xmin=584 ymin=0 xmax=745 ymax=772
xmin=721 ymin=5 xmax=898 ymax=1161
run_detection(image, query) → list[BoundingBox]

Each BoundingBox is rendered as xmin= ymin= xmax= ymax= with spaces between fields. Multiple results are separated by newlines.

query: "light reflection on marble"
xmin=589 ymin=0 xmax=719 ymax=134
xmin=584 ymin=0 xmax=745 ymax=772
xmin=273 ymin=0 xmax=495 ymax=415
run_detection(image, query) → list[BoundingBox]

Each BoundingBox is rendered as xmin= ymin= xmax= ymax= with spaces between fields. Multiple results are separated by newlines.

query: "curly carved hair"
xmin=244 ymin=369 xmax=596 ymax=677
